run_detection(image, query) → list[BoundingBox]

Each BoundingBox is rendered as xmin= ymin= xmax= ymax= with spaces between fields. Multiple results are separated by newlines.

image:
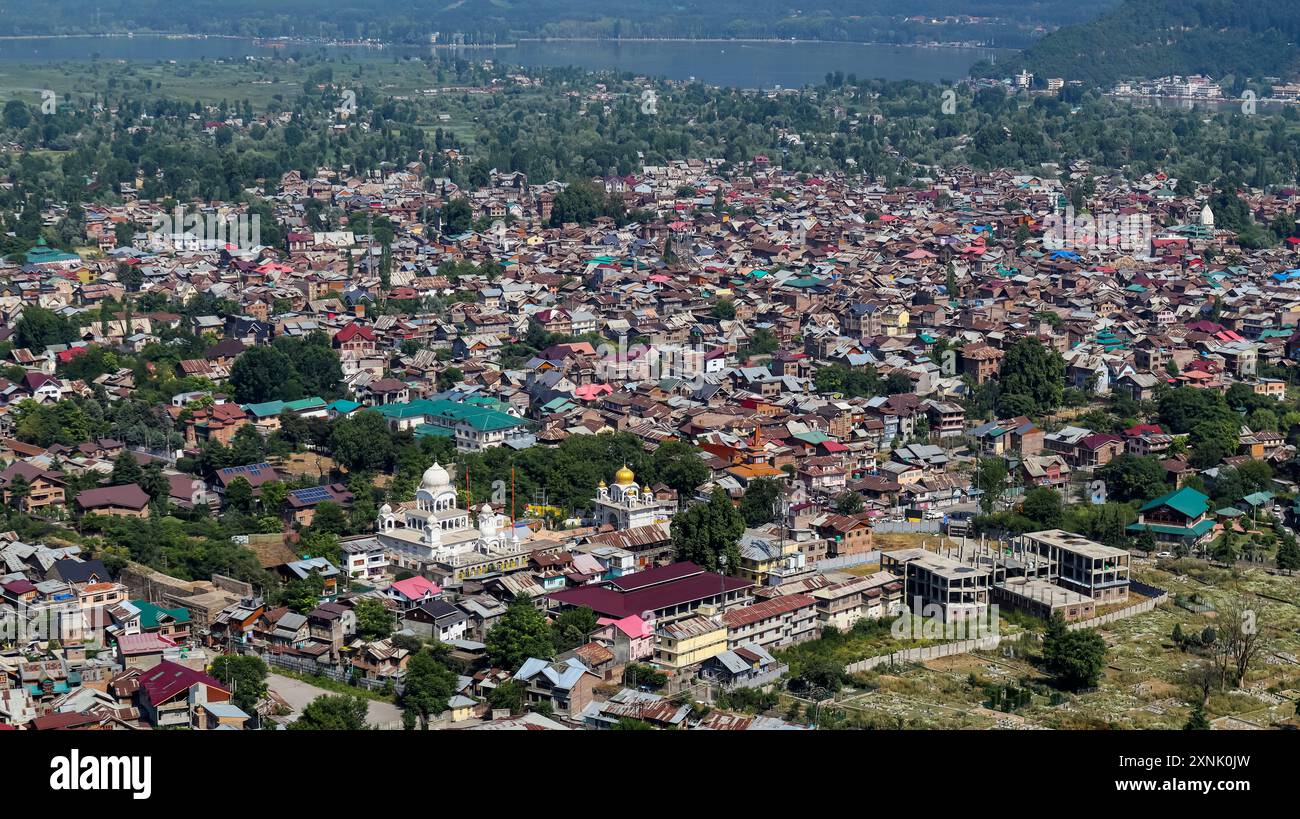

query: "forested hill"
xmin=0 ymin=0 xmax=1114 ymax=46
xmin=973 ymin=0 xmax=1300 ymax=86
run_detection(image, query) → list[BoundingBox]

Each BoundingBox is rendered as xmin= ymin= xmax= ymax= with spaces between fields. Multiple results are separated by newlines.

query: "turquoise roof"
xmin=328 ymin=399 xmax=362 ymax=415
xmin=377 ymin=398 xmax=525 ymax=432
xmin=243 ymin=400 xmax=286 ymax=418
xmin=1128 ymin=519 xmax=1217 ymax=538
xmin=25 ymin=238 xmax=81 ymax=264
xmin=131 ymin=599 xmax=191 ymax=629
xmin=1138 ymin=486 xmax=1210 ymax=519
xmin=284 ymin=397 xmax=326 ymax=412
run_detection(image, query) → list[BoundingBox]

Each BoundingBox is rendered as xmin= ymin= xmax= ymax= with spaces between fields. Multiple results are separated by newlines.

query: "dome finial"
xmin=421 ymin=461 xmax=450 ymax=490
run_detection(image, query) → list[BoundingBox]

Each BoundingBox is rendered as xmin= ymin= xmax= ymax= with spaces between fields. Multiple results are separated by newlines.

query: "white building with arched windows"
xmin=592 ymin=465 xmax=676 ymax=531
xmin=375 ymin=461 xmax=527 ymax=581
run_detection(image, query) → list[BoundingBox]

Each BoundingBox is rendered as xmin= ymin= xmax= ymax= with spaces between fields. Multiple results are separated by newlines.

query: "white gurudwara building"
xmin=593 ymin=465 xmax=676 ymax=530
xmin=375 ymin=461 xmax=527 ymax=581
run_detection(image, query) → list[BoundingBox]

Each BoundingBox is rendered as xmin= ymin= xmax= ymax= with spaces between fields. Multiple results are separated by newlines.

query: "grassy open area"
xmin=870 ymin=532 xmax=961 ymax=552
xmin=797 ymin=563 xmax=1300 ymax=729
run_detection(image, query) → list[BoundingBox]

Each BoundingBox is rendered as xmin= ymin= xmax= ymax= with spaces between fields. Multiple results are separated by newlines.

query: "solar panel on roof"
xmin=292 ymin=486 xmax=333 ymax=504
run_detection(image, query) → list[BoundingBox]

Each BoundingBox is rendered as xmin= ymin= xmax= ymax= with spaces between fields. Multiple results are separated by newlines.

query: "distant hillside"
xmin=974 ymin=0 xmax=1300 ymax=85
xmin=0 ymin=1 xmax=1115 ymax=47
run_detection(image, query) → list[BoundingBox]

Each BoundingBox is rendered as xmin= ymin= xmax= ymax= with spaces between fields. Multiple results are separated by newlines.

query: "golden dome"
xmin=614 ymin=465 xmax=635 ymax=485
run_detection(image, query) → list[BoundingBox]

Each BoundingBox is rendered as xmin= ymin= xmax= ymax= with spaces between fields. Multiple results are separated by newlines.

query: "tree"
xmin=612 ymin=718 xmax=655 ymax=730
xmin=486 ymin=597 xmax=554 ymax=671
xmin=550 ymin=179 xmax=609 ymax=226
xmin=208 ymin=654 xmax=268 ymax=716
xmin=487 ymin=679 xmax=525 ymax=715
xmin=139 ymin=462 xmax=170 ymax=512
xmin=280 ymin=571 xmax=324 ymax=614
xmin=7 ymin=474 xmax=31 ymax=512
xmin=739 ymin=477 xmax=782 ymax=525
xmin=289 ymin=694 xmax=369 ymax=730
xmin=230 ymin=345 xmax=294 ymax=404
xmin=110 ymin=450 xmax=143 ymax=486
xmin=1218 ymin=601 xmax=1263 ymax=689
xmin=355 ymin=597 xmax=395 ymax=641
xmin=744 ymin=328 xmax=780 ymax=356
xmin=651 ymin=440 xmax=709 ymax=505
xmin=998 ymin=338 xmax=1066 ymax=413
xmin=1159 ymin=387 xmax=1236 ymax=435
xmin=442 ymin=197 xmax=473 ymax=235
xmin=224 ymin=476 xmax=254 ymax=514
xmin=259 ymin=480 xmax=288 ymax=516
xmin=230 ymin=424 xmax=266 ymax=466
xmin=833 ymin=491 xmax=864 ymax=515
xmin=437 ymin=367 xmax=464 ymax=390
xmin=400 ymin=650 xmax=459 ymax=729
xmin=552 ymin=606 xmax=598 ymax=653
xmin=1020 ymin=486 xmax=1063 ymax=528
xmin=789 ymin=656 xmax=846 ymax=694
xmin=1189 ymin=419 xmax=1239 ymax=468
xmin=1184 ymin=702 xmax=1211 ymax=730
xmin=1041 ymin=613 xmax=1106 ymax=690
xmin=1097 ymin=454 xmax=1168 ymax=503
xmin=670 ymin=487 xmax=744 ymax=571
xmin=310 ymin=501 xmax=348 ymax=535
xmin=975 ymin=457 xmax=1009 ymax=514
xmin=329 ymin=410 xmax=395 ymax=473
xmin=2 ymin=99 xmax=32 ymax=130
xmin=1277 ymin=534 xmax=1300 ymax=574
xmin=14 ymin=306 xmax=77 ymax=351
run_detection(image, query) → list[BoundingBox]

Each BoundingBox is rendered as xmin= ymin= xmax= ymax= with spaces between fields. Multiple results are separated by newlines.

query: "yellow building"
xmin=736 ymin=533 xmax=803 ymax=585
xmin=653 ymin=614 xmax=727 ymax=670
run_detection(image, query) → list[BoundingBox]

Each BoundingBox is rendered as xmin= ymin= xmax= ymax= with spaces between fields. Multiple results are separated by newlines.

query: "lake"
xmin=0 ymin=35 xmax=1004 ymax=88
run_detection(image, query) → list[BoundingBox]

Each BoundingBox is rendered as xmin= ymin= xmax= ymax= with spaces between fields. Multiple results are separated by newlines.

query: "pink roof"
xmin=574 ymin=383 xmax=614 ymax=401
xmin=596 ymin=614 xmax=653 ymax=640
xmin=116 ymin=632 xmax=178 ymax=655
xmin=389 ymin=575 xmax=441 ymax=601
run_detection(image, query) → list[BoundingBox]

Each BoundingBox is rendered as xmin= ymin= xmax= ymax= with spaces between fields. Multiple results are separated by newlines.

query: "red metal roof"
xmin=140 ymin=660 xmax=227 ymax=704
xmin=549 ymin=563 xmax=752 ymax=619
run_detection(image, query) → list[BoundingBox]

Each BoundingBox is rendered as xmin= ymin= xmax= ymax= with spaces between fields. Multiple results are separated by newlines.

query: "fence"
xmin=845 ymin=636 xmax=1003 ymax=673
xmin=815 ymin=550 xmax=881 ymax=570
xmin=252 ymin=647 xmax=396 ymax=692
xmin=1066 ymin=592 xmax=1170 ymax=631
xmin=872 ymin=521 xmax=941 ymax=534
xmin=844 ymin=586 xmax=1170 ymax=672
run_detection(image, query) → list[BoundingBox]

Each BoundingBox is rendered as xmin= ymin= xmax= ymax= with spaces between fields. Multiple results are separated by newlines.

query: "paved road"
xmin=268 ymin=673 xmax=402 ymax=728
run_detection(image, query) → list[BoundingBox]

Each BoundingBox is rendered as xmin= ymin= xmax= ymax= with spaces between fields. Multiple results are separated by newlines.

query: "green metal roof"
xmin=284 ymin=397 xmax=326 ymax=412
xmin=1241 ymin=491 xmax=1274 ymax=507
xmin=328 ymin=399 xmax=362 ymax=415
xmin=378 ymin=398 xmax=525 ymax=432
xmin=243 ymin=400 xmax=286 ymax=418
xmin=131 ymin=599 xmax=191 ymax=629
xmin=1127 ymin=519 xmax=1217 ymax=537
xmin=1138 ymin=486 xmax=1210 ymax=519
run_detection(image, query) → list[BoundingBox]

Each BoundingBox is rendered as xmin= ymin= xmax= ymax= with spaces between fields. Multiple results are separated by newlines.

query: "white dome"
xmin=421 ymin=461 xmax=450 ymax=490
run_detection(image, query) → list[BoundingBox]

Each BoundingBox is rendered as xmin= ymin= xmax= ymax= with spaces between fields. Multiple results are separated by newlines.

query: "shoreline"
xmin=0 ymin=33 xmax=1010 ymax=53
